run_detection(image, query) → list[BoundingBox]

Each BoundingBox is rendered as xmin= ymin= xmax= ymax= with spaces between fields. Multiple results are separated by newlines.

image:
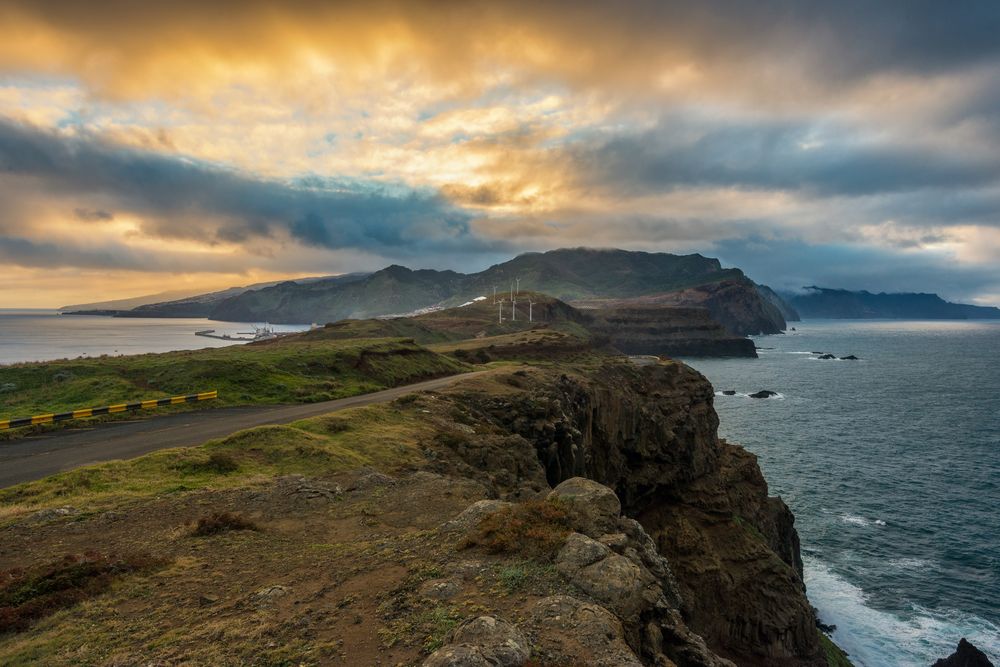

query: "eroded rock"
xmin=547 ymin=477 xmax=621 ymax=537
xmin=423 ymin=616 xmax=530 ymax=667
xmin=526 ymin=595 xmax=643 ymax=667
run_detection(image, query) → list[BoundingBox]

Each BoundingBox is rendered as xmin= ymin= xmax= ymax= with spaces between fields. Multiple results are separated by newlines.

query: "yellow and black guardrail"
xmin=0 ymin=390 xmax=218 ymax=430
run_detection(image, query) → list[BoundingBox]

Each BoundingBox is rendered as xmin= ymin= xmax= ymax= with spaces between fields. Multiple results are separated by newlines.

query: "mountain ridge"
xmin=135 ymin=248 xmax=791 ymax=335
xmin=786 ymin=286 xmax=999 ymax=319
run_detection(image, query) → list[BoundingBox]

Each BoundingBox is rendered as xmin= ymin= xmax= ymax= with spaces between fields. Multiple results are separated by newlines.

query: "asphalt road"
xmin=0 ymin=371 xmax=486 ymax=488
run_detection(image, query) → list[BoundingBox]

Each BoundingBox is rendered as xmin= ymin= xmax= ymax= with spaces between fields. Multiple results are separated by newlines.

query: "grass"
xmin=495 ymin=560 xmax=560 ymax=595
xmin=0 ymin=551 xmax=165 ymax=633
xmin=0 ymin=337 xmax=467 ymax=433
xmin=458 ymin=499 xmax=572 ymax=561
xmin=818 ymin=631 xmax=855 ymax=667
xmin=0 ymin=402 xmax=432 ymax=514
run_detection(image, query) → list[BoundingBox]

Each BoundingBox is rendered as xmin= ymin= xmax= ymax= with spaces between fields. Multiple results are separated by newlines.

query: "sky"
xmin=1 ymin=1 xmax=999 ymax=307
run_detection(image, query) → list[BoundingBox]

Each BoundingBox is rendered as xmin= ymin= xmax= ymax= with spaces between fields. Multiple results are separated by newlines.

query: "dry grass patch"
xmin=459 ymin=499 xmax=572 ymax=561
xmin=191 ymin=512 xmax=259 ymax=537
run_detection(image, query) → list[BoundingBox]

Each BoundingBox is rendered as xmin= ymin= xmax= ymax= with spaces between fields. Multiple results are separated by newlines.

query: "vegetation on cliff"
xmin=0 ymin=351 xmax=848 ymax=665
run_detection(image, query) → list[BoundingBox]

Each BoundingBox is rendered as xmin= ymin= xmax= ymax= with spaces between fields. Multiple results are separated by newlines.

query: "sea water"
xmin=684 ymin=320 xmax=1000 ymax=667
xmin=0 ymin=309 xmax=310 ymax=365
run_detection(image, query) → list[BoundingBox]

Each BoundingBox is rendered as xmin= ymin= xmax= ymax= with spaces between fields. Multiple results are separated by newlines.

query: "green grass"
xmin=0 ymin=337 xmax=466 ymax=422
xmin=819 ymin=631 xmax=854 ymax=667
xmin=0 ymin=403 xmax=432 ymax=514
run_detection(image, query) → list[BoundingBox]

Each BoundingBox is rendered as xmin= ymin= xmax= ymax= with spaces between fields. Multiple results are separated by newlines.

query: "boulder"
xmin=547 ymin=477 xmax=621 ymax=537
xmin=748 ymin=390 xmax=778 ymax=399
xmin=817 ymin=353 xmax=837 ymax=360
xmin=423 ymin=616 xmax=530 ymax=667
xmin=721 ymin=390 xmax=737 ymax=396
xmin=932 ymin=638 xmax=995 ymax=667
xmin=555 ymin=532 xmax=661 ymax=622
xmin=840 ymin=355 xmax=860 ymax=360
xmin=444 ymin=499 xmax=512 ymax=532
xmin=525 ymin=595 xmax=644 ymax=667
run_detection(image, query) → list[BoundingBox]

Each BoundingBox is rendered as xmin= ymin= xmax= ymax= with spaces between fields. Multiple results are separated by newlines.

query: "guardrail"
xmin=0 ymin=391 xmax=218 ymax=430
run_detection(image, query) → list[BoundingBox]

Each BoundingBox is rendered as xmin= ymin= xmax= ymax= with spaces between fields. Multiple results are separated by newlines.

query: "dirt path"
xmin=0 ymin=371 xmax=486 ymax=488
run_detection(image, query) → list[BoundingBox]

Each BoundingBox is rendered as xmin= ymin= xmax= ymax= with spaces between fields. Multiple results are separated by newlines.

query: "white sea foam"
xmin=839 ymin=514 xmax=887 ymax=528
xmin=805 ymin=557 xmax=1000 ymax=667
xmin=887 ymin=557 xmax=934 ymax=571
xmin=840 ymin=513 xmax=872 ymax=527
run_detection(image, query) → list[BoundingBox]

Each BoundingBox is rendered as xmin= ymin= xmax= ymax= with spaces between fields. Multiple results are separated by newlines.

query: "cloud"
xmin=712 ymin=236 xmax=1000 ymax=303
xmin=565 ymin=114 xmax=1000 ymax=197
xmin=0 ymin=118 xmax=487 ymax=258
xmin=2 ymin=1 xmax=999 ymax=107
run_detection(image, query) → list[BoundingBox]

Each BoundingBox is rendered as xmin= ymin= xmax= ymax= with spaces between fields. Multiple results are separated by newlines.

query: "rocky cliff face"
xmin=573 ymin=279 xmax=788 ymax=336
xmin=430 ymin=360 xmax=825 ymax=665
xmin=584 ymin=306 xmax=758 ymax=358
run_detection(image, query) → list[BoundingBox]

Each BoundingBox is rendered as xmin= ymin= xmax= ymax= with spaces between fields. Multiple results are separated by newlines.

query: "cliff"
xmin=787 ymin=286 xmax=1000 ymax=319
xmin=573 ymin=278 xmax=789 ymax=335
xmin=428 ymin=361 xmax=825 ymax=665
xmin=584 ymin=306 xmax=758 ymax=357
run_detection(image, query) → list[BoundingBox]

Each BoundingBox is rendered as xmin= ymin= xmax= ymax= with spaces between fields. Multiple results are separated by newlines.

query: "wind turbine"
xmin=528 ymin=299 xmax=534 ymax=322
xmin=511 ymin=298 xmax=516 ymax=321
xmin=515 ymin=277 xmax=521 ymax=295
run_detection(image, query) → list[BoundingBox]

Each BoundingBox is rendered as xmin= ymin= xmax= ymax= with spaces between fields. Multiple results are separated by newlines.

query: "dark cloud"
xmin=0 ymin=118 xmax=486 ymax=257
xmin=569 ymin=114 xmax=1000 ymax=198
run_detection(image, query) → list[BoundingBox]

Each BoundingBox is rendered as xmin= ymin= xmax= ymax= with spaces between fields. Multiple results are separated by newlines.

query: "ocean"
xmin=684 ymin=320 xmax=1000 ymax=667
xmin=0 ymin=310 xmax=310 ymax=365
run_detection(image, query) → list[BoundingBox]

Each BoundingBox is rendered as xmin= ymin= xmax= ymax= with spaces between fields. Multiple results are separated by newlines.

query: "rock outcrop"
xmin=933 ymin=638 xmax=996 ymax=667
xmin=430 ymin=360 xmax=825 ymax=665
xmin=434 ymin=477 xmax=735 ymax=667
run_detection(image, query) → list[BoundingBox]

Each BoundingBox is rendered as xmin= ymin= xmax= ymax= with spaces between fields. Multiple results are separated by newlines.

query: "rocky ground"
xmin=0 ymin=357 xmax=848 ymax=666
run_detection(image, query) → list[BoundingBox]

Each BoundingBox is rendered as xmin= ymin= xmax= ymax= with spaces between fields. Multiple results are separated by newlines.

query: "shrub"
xmin=458 ymin=499 xmax=572 ymax=561
xmin=191 ymin=512 xmax=259 ymax=536
xmin=0 ymin=551 xmax=164 ymax=633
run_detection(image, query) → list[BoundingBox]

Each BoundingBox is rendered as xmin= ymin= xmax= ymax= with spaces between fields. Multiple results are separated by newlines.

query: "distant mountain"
xmin=120 ymin=275 xmax=363 ymax=319
xmin=60 ymin=289 xmax=204 ymax=312
xmin=204 ymin=248 xmax=791 ymax=334
xmin=787 ymin=286 xmax=1000 ymax=319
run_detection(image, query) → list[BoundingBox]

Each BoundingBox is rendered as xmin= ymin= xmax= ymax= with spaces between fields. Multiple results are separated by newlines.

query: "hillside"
xmin=787 ymin=287 xmax=1000 ymax=319
xmin=149 ymin=248 xmax=791 ymax=336
xmin=60 ymin=289 xmax=205 ymax=312
xmin=0 ymin=358 xmax=838 ymax=666
xmin=118 ymin=274 xmax=362 ymax=319
xmin=291 ymin=291 xmax=757 ymax=358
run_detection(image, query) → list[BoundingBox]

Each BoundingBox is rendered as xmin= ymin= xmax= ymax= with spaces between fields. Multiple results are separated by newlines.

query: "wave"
xmin=839 ymin=513 xmax=887 ymax=528
xmin=805 ymin=556 xmax=1000 ymax=667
